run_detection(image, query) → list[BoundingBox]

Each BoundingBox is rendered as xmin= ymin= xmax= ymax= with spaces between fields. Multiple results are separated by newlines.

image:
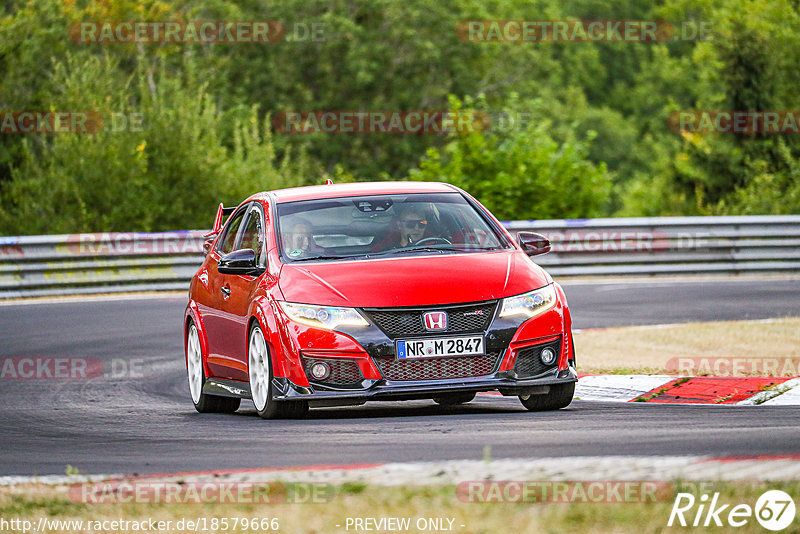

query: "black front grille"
xmin=514 ymin=339 xmax=561 ymax=378
xmin=363 ymin=301 xmax=497 ymax=339
xmin=373 ymin=353 xmax=501 ymax=381
xmin=301 ymin=356 xmax=364 ymax=386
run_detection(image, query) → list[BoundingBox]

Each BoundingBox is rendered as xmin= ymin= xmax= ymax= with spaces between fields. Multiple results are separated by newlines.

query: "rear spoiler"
xmin=203 ymin=203 xmax=236 ymax=238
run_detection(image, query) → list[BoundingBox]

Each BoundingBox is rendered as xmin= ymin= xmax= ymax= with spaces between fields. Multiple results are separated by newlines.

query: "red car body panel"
xmin=184 ymin=182 xmax=577 ymax=407
xmin=277 ymin=250 xmax=550 ymax=308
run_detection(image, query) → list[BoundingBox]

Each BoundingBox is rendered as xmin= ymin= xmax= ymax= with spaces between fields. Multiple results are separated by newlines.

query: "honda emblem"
xmin=423 ymin=311 xmax=448 ymax=331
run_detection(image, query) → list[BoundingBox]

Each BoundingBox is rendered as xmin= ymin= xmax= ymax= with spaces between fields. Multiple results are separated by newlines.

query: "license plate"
xmin=396 ymin=336 xmax=484 ymax=359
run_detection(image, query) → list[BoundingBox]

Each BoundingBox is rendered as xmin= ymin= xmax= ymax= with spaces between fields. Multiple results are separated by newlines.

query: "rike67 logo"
xmin=668 ymin=490 xmax=796 ymax=531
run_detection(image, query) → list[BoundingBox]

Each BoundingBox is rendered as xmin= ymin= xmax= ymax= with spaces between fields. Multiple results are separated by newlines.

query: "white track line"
xmin=574 ymin=375 xmax=676 ymax=402
xmin=738 ymin=377 xmax=800 ymax=405
xmin=4 ymin=455 xmax=800 ymax=487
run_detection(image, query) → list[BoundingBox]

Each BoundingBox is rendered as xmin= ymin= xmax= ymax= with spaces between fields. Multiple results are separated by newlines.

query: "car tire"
xmin=248 ymin=323 xmax=308 ymax=419
xmin=432 ymin=392 xmax=476 ymax=406
xmin=519 ymin=382 xmax=575 ymax=411
xmin=186 ymin=321 xmax=241 ymax=414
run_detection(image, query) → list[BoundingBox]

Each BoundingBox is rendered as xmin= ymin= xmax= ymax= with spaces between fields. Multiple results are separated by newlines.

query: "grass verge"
xmin=574 ymin=317 xmax=800 ymax=376
xmin=0 ymin=480 xmax=798 ymax=533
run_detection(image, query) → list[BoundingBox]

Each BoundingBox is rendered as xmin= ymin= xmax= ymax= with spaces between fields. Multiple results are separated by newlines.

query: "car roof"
xmin=249 ymin=181 xmax=460 ymax=204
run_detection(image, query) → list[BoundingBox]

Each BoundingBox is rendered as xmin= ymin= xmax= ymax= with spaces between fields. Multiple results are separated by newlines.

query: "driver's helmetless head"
xmin=396 ymin=205 xmax=427 ymax=245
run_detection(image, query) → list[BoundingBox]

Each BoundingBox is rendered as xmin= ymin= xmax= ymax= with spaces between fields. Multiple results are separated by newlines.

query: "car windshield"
xmin=276 ymin=192 xmax=509 ymax=262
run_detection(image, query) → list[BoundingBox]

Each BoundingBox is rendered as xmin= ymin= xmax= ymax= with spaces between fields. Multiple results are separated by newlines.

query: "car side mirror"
xmin=203 ymin=238 xmax=214 ymax=255
xmin=217 ymin=249 xmax=263 ymax=276
xmin=517 ymin=232 xmax=551 ymax=257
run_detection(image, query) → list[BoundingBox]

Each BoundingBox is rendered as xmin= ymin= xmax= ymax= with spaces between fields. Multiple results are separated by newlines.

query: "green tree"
xmin=0 ymin=52 xmax=308 ymax=234
xmin=409 ymin=97 xmax=611 ymax=220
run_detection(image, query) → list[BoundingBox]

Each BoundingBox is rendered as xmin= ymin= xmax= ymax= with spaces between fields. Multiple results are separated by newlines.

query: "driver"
xmin=371 ymin=203 xmax=435 ymax=252
xmin=396 ymin=204 xmax=428 ymax=247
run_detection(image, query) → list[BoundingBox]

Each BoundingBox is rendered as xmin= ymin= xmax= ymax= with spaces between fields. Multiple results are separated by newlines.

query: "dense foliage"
xmin=0 ymin=0 xmax=798 ymax=233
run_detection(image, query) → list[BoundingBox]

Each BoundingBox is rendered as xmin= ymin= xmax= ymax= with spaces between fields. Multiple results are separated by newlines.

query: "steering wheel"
xmin=412 ymin=237 xmax=452 ymax=246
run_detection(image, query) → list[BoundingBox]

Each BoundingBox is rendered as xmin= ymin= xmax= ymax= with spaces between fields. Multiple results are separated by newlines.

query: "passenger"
xmin=282 ymin=218 xmax=322 ymax=258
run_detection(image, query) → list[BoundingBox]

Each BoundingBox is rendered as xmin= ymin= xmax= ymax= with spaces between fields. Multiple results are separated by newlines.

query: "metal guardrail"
xmin=505 ymin=215 xmax=800 ymax=276
xmin=0 ymin=231 xmax=206 ymax=299
xmin=1 ymin=216 xmax=798 ymax=298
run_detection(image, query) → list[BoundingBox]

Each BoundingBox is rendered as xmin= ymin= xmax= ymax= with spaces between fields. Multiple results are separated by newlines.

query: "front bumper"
xmin=225 ymin=290 xmax=578 ymax=404
xmin=202 ymin=360 xmax=577 ymax=402
xmin=273 ymin=363 xmax=577 ymax=401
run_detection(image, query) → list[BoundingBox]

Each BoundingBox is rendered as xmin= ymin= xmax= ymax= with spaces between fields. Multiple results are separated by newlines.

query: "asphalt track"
xmin=0 ymin=277 xmax=798 ymax=476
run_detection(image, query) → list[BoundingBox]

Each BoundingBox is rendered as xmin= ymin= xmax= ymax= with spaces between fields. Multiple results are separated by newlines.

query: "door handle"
xmin=221 ymin=285 xmax=231 ymax=298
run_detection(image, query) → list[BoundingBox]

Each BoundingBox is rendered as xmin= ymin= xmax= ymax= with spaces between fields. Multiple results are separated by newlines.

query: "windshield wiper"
xmin=289 ymin=254 xmax=362 ymax=262
xmin=368 ymin=246 xmax=459 ymax=256
xmin=404 ymin=245 xmax=461 ymax=253
xmin=368 ymin=245 xmax=505 ymax=257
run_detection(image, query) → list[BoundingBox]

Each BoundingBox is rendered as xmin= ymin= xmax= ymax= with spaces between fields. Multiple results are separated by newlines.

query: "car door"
xmin=203 ymin=203 xmax=249 ymax=380
xmin=211 ymin=203 xmax=267 ymax=381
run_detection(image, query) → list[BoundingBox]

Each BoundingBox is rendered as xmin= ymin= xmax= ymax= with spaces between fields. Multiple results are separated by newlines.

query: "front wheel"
xmin=186 ymin=322 xmax=240 ymax=414
xmin=248 ymin=324 xmax=308 ymax=419
xmin=519 ymin=382 xmax=575 ymax=411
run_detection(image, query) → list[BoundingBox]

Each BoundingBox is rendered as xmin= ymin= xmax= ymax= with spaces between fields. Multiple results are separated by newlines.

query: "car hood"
xmin=277 ymin=250 xmax=551 ymax=307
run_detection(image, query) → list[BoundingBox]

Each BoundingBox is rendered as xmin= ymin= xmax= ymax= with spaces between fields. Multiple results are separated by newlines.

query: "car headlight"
xmin=278 ymin=301 xmax=369 ymax=330
xmin=499 ymin=284 xmax=557 ymax=318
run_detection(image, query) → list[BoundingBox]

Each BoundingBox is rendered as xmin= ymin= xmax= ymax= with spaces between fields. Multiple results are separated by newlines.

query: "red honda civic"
xmin=184 ymin=181 xmax=577 ymax=418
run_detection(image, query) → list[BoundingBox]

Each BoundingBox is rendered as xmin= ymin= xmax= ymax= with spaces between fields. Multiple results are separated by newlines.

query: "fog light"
xmin=310 ymin=361 xmax=331 ymax=380
xmin=540 ymin=347 xmax=557 ymax=365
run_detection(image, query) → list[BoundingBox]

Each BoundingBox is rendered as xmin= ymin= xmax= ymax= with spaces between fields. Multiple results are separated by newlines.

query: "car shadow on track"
xmin=230 ymin=399 xmax=535 ymax=420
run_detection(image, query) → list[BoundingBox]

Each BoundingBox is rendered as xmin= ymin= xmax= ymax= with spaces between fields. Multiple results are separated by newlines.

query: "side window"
xmin=217 ymin=209 xmax=246 ymax=254
xmin=240 ymin=207 xmax=266 ymax=267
